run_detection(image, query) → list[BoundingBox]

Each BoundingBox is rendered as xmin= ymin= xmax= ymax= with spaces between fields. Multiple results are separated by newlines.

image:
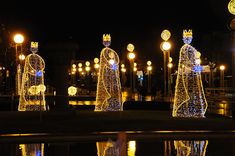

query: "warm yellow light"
xmin=134 ymin=62 xmax=137 ymax=67
xmin=19 ymin=54 xmax=25 ymax=60
xmin=228 ymin=0 xmax=235 ymax=15
xmin=161 ymin=29 xmax=171 ymax=41
xmin=78 ymin=63 xmax=82 ymax=67
xmin=127 ymin=43 xmax=135 ymax=52
xmin=68 ymin=86 xmax=77 ymax=96
xmin=128 ymin=52 xmax=135 ymax=60
xmin=72 ymin=64 xmax=76 ymax=68
xmin=121 ymin=68 xmax=126 ymax=72
xmin=196 ymin=51 xmax=201 ymax=59
xmin=14 ymin=34 xmax=24 ymax=44
xmin=121 ymin=64 xmax=125 ymax=68
xmin=94 ymin=58 xmax=99 ymax=64
xmin=147 ymin=61 xmax=152 ymax=66
xmin=78 ymin=67 xmax=83 ymax=72
xmin=220 ymin=65 xmax=225 ymax=71
xmin=169 ymin=57 xmax=173 ymax=63
xmin=85 ymin=66 xmax=90 ymax=71
xmin=133 ymin=67 xmax=137 ymax=71
xmin=147 ymin=66 xmax=152 ymax=71
xmin=72 ymin=68 xmax=76 ymax=72
xmin=109 ymin=59 xmax=115 ymax=65
xmin=85 ymin=61 xmax=90 ymax=66
xmin=161 ymin=41 xmax=171 ymax=51
xmin=94 ymin=63 xmax=100 ymax=69
xmin=168 ymin=62 xmax=173 ymax=68
xmin=195 ymin=59 xmax=201 ymax=65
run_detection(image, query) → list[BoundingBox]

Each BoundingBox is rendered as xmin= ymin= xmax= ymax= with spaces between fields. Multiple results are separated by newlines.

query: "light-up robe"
xmin=95 ymin=47 xmax=122 ymax=111
xmin=172 ymin=44 xmax=208 ymax=118
xmin=18 ymin=53 xmax=46 ymax=111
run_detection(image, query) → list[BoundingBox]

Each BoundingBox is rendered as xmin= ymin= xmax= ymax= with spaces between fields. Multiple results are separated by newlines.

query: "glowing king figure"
xmin=18 ymin=42 xmax=46 ymax=111
xmin=172 ymin=30 xmax=208 ymax=118
xmin=95 ymin=34 xmax=122 ymax=111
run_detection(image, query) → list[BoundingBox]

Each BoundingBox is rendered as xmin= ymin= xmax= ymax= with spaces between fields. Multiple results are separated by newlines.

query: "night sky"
xmin=0 ymin=0 xmax=232 ymax=66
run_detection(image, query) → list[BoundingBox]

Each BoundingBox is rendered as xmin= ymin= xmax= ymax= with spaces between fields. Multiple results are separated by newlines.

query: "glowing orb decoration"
xmin=95 ymin=47 xmax=122 ymax=111
xmin=161 ymin=29 xmax=171 ymax=41
xmin=14 ymin=34 xmax=24 ymax=44
xmin=228 ymin=0 xmax=235 ymax=15
xmin=19 ymin=144 xmax=44 ymax=156
xmin=127 ymin=43 xmax=135 ymax=52
xmin=68 ymin=86 xmax=77 ymax=96
xmin=18 ymin=53 xmax=46 ymax=111
xmin=174 ymin=140 xmax=208 ymax=156
xmin=172 ymin=31 xmax=207 ymax=118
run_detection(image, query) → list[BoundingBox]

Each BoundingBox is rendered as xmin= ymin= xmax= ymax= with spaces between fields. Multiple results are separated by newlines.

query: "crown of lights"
xmin=183 ymin=29 xmax=193 ymax=38
xmin=103 ymin=34 xmax=111 ymax=42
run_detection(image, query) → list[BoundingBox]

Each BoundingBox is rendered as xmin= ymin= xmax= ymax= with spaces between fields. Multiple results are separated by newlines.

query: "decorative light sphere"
xmin=121 ymin=64 xmax=125 ymax=68
xmin=134 ymin=62 xmax=137 ymax=67
xmin=72 ymin=64 xmax=76 ymax=68
xmin=121 ymin=68 xmax=126 ymax=72
xmin=85 ymin=61 xmax=90 ymax=66
xmin=68 ymin=86 xmax=77 ymax=96
xmin=128 ymin=52 xmax=135 ymax=60
xmin=147 ymin=66 xmax=152 ymax=71
xmin=133 ymin=67 xmax=137 ymax=71
xmin=85 ymin=66 xmax=91 ymax=71
xmin=78 ymin=63 xmax=82 ymax=67
xmin=94 ymin=63 xmax=100 ymax=69
xmin=147 ymin=61 xmax=152 ymax=66
xmin=19 ymin=54 xmax=25 ymax=61
xmin=161 ymin=29 xmax=171 ymax=41
xmin=162 ymin=41 xmax=171 ymax=51
xmin=127 ymin=44 xmax=135 ymax=52
xmin=14 ymin=34 xmax=24 ymax=44
xmin=228 ymin=0 xmax=235 ymax=15
xmin=94 ymin=58 xmax=99 ymax=64
xmin=220 ymin=65 xmax=225 ymax=71
xmin=78 ymin=67 xmax=83 ymax=72
xmin=168 ymin=62 xmax=173 ymax=68
xmin=169 ymin=57 xmax=173 ymax=63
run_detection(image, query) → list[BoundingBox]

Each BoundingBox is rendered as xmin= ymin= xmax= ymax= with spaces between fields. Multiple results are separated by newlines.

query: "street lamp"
xmin=127 ymin=43 xmax=135 ymax=100
xmin=147 ymin=61 xmax=152 ymax=93
xmin=13 ymin=33 xmax=24 ymax=95
xmin=167 ymin=57 xmax=173 ymax=96
xmin=219 ymin=65 xmax=225 ymax=89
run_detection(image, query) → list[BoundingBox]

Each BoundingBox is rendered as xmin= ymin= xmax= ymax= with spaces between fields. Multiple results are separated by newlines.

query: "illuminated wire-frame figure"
xmin=172 ymin=30 xmax=208 ymax=118
xmin=96 ymin=34 xmax=124 ymax=156
xmin=18 ymin=42 xmax=45 ymax=156
xmin=95 ymin=34 xmax=122 ymax=111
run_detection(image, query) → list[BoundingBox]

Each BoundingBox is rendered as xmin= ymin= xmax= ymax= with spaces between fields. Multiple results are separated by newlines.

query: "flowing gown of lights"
xmin=18 ymin=53 xmax=46 ymax=111
xmin=172 ymin=30 xmax=208 ymax=118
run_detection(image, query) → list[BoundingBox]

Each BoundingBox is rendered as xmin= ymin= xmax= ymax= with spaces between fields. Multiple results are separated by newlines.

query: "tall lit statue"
xmin=18 ymin=42 xmax=46 ymax=111
xmin=95 ymin=34 xmax=122 ymax=111
xmin=18 ymin=42 xmax=45 ymax=156
xmin=172 ymin=30 xmax=208 ymax=118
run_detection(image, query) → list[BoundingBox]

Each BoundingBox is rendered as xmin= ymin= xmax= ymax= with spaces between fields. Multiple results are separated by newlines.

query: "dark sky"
xmin=0 ymin=0 xmax=232 ymax=64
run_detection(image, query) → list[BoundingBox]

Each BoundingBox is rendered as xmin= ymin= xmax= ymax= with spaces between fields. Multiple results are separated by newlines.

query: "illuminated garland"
xmin=18 ymin=53 xmax=46 ymax=111
xmin=95 ymin=47 xmax=122 ymax=111
xmin=19 ymin=144 xmax=44 ymax=156
xmin=172 ymin=30 xmax=208 ymax=118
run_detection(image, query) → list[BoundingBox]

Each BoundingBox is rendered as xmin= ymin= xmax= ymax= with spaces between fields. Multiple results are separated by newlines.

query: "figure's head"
xmin=182 ymin=29 xmax=193 ymax=44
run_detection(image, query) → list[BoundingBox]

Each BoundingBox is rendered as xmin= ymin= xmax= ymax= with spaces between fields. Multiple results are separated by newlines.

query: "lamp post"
xmin=13 ymin=33 xmax=24 ymax=95
xmin=147 ymin=61 xmax=152 ymax=94
xmin=219 ymin=65 xmax=225 ymax=89
xmin=160 ymin=30 xmax=171 ymax=97
xmin=121 ymin=64 xmax=127 ymax=87
xmin=167 ymin=57 xmax=173 ymax=96
xmin=127 ymin=43 xmax=135 ymax=100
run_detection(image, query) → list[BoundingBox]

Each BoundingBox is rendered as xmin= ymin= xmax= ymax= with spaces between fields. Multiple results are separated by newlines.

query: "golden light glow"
xmin=103 ymin=34 xmax=111 ymax=42
xmin=147 ymin=61 xmax=152 ymax=66
xmin=19 ymin=54 xmax=25 ymax=60
xmin=220 ymin=65 xmax=225 ymax=71
xmin=128 ymin=141 xmax=136 ymax=156
xmin=14 ymin=34 xmax=24 ymax=44
xmin=94 ymin=63 xmax=100 ymax=69
xmin=109 ymin=59 xmax=115 ymax=65
xmin=134 ymin=62 xmax=137 ymax=67
xmin=147 ymin=66 xmax=152 ymax=71
xmin=78 ymin=63 xmax=82 ymax=67
xmin=121 ymin=64 xmax=125 ymax=68
xmin=85 ymin=61 xmax=90 ymax=66
xmin=172 ymin=33 xmax=207 ymax=118
xmin=195 ymin=59 xmax=201 ymax=65
xmin=169 ymin=57 xmax=172 ymax=63
xmin=121 ymin=68 xmax=126 ymax=72
xmin=161 ymin=41 xmax=171 ymax=51
xmin=183 ymin=29 xmax=193 ymax=38
xmin=228 ymin=0 xmax=235 ymax=15
xmin=127 ymin=43 xmax=135 ymax=52
xmin=85 ymin=66 xmax=91 ymax=71
xmin=128 ymin=52 xmax=135 ymax=60
xmin=133 ymin=67 xmax=137 ymax=71
xmin=168 ymin=62 xmax=173 ymax=68
xmin=94 ymin=58 xmax=99 ymax=64
xmin=72 ymin=64 xmax=76 ymax=68
xmin=161 ymin=29 xmax=171 ymax=41
xmin=68 ymin=86 xmax=77 ymax=96
xmin=78 ymin=67 xmax=83 ymax=72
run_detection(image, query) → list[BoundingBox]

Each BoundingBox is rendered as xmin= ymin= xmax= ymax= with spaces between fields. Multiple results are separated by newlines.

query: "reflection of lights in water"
xmin=69 ymin=100 xmax=96 ymax=105
xmin=128 ymin=141 xmax=136 ymax=156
